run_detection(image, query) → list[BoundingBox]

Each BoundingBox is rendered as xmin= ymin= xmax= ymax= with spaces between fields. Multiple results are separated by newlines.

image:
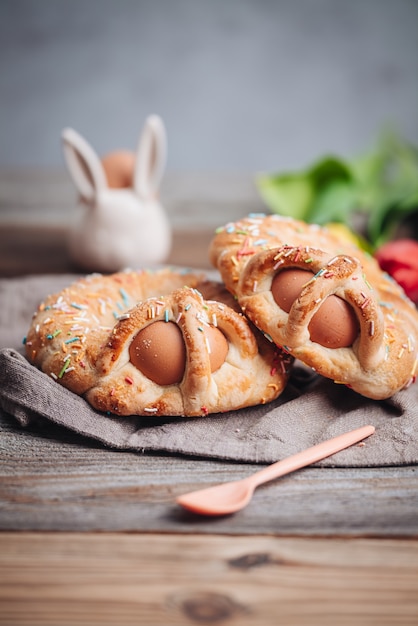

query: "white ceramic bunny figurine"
xmin=61 ymin=114 xmax=172 ymax=273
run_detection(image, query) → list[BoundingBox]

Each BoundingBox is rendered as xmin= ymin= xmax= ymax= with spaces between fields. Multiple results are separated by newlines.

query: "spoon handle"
xmin=249 ymin=425 xmax=375 ymax=488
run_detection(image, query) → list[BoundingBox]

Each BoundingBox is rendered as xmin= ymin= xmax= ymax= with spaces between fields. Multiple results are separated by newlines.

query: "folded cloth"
xmin=1 ymin=274 xmax=417 ymax=466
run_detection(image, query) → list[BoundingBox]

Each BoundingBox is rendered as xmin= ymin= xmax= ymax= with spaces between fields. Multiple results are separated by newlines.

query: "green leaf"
xmin=256 ymin=128 xmax=418 ymax=247
xmin=368 ymin=194 xmax=418 ymax=247
xmin=307 ymin=156 xmax=352 ymax=188
xmin=256 ymin=156 xmax=354 ymax=223
xmin=307 ymin=180 xmax=358 ymax=225
xmin=256 ymin=172 xmax=313 ymax=220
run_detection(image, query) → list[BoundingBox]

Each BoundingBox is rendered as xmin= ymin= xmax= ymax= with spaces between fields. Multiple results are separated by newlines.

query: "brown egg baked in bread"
xmin=209 ymin=214 xmax=418 ymax=400
xmin=25 ymin=268 xmax=291 ymax=416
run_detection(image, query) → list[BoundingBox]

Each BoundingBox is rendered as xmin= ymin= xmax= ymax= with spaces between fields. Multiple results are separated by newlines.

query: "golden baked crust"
xmin=209 ymin=214 xmax=418 ymax=400
xmin=25 ymin=268 xmax=291 ymax=416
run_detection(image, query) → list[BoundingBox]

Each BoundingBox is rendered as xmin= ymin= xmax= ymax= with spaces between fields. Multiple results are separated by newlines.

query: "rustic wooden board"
xmin=0 ymin=169 xmax=263 ymax=229
xmin=0 ymin=225 xmax=216 ymax=276
xmin=1 ymin=168 xmax=417 ymax=625
xmin=1 ymin=412 xmax=417 ymax=536
xmin=0 ymin=533 xmax=417 ymax=626
xmin=0 ymin=169 xmax=264 ymax=277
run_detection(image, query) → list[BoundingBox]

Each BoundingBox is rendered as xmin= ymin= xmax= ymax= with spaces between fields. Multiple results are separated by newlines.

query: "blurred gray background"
xmin=1 ymin=0 xmax=417 ymax=173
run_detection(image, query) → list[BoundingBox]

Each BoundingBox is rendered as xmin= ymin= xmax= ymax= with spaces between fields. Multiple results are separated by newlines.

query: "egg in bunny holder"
xmin=62 ymin=114 xmax=171 ymax=273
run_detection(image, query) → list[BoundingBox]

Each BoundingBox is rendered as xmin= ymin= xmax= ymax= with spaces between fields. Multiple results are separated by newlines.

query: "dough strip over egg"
xmin=25 ymin=270 xmax=291 ymax=417
xmin=209 ymin=214 xmax=418 ymax=399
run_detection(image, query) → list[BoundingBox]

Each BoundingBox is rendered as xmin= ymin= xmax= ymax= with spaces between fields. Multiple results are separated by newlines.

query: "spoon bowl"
xmin=178 ymin=479 xmax=254 ymax=517
xmin=176 ymin=425 xmax=375 ymax=516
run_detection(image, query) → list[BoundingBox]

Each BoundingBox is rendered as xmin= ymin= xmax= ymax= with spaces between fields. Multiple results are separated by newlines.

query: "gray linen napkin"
xmin=1 ymin=274 xmax=417 ymax=466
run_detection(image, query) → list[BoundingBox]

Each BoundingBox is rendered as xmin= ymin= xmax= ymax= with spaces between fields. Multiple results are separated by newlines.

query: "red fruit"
xmin=375 ymin=239 xmax=418 ymax=304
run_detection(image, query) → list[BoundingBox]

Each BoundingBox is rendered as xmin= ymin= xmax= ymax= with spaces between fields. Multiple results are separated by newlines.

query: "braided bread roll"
xmin=209 ymin=214 xmax=418 ymax=400
xmin=25 ymin=269 xmax=291 ymax=416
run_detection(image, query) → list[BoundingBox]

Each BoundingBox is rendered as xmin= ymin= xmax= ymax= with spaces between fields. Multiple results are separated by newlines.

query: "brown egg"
xmin=308 ymin=295 xmax=359 ymax=348
xmin=271 ymin=269 xmax=359 ymax=348
xmin=205 ymin=325 xmax=229 ymax=372
xmin=129 ymin=321 xmax=186 ymax=386
xmin=101 ymin=150 xmax=135 ymax=188
xmin=271 ymin=269 xmax=313 ymax=313
xmin=129 ymin=321 xmax=229 ymax=386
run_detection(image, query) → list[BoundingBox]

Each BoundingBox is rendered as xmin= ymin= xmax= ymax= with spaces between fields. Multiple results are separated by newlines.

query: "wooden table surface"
xmin=0 ymin=170 xmax=417 ymax=625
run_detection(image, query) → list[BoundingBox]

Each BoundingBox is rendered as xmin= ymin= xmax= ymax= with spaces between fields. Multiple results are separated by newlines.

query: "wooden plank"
xmin=0 ymin=168 xmax=263 ymax=276
xmin=0 ymin=169 xmax=263 ymax=229
xmin=0 ymin=533 xmax=417 ymax=626
xmin=1 ymin=414 xmax=417 ymax=536
xmin=0 ymin=226 xmax=74 ymax=276
xmin=0 ymin=225 xmax=214 ymax=277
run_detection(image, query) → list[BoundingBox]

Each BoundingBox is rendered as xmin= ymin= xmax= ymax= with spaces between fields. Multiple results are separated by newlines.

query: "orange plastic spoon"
xmin=176 ymin=424 xmax=375 ymax=516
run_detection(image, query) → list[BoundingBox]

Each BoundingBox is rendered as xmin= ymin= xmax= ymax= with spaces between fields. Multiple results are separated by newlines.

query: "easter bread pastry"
xmin=25 ymin=269 xmax=291 ymax=416
xmin=209 ymin=214 xmax=418 ymax=400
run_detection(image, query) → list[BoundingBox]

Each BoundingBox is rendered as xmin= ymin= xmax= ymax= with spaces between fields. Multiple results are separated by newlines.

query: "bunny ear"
xmin=61 ymin=127 xmax=107 ymax=202
xmin=133 ymin=115 xmax=167 ymax=199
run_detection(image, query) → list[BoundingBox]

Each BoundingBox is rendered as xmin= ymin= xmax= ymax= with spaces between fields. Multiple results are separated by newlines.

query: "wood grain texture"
xmin=0 ymin=169 xmax=264 ymax=277
xmin=1 ymin=413 xmax=417 ymax=536
xmin=1 ymin=168 xmax=417 ymax=626
xmin=0 ymin=169 xmax=263 ymax=229
xmin=0 ymin=533 xmax=417 ymax=626
xmin=0 ymin=225 xmax=215 ymax=276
